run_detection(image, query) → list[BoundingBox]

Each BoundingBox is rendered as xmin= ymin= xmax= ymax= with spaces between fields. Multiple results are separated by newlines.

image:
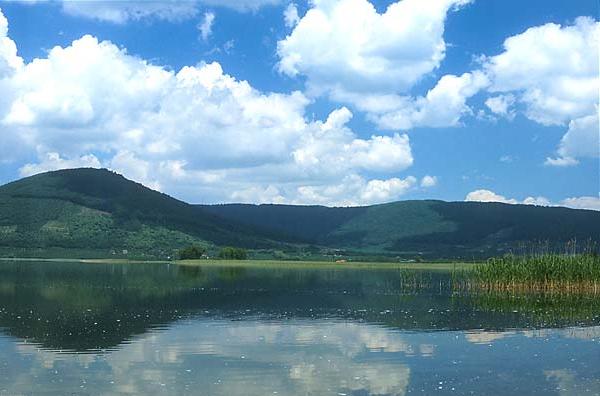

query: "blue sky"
xmin=0 ymin=0 xmax=598 ymax=209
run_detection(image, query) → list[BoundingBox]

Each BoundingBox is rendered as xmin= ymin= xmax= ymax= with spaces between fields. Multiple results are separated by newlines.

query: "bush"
xmin=178 ymin=245 xmax=206 ymax=260
xmin=218 ymin=246 xmax=247 ymax=260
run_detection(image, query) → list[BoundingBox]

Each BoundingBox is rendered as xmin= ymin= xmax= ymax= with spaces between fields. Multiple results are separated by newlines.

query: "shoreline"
xmin=0 ymin=257 xmax=475 ymax=271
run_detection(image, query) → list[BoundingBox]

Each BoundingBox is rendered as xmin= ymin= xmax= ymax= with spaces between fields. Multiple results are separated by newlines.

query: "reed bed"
xmin=462 ymin=254 xmax=600 ymax=294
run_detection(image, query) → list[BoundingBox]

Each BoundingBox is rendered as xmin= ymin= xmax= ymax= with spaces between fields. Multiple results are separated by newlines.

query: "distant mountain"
xmin=0 ymin=168 xmax=598 ymax=259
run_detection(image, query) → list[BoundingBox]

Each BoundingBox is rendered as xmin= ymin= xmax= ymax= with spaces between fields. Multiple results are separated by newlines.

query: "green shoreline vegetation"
xmin=0 ymin=256 xmax=475 ymax=271
xmin=464 ymin=253 xmax=600 ymax=294
xmin=1 ymin=252 xmax=599 ymax=294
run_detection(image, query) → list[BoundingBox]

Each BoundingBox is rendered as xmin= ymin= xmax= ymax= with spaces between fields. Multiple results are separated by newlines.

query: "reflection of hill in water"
xmin=0 ymin=261 xmax=598 ymax=352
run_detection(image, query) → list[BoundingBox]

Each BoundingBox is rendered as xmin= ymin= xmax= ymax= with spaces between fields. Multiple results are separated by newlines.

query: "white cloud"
xmin=561 ymin=196 xmax=600 ymax=211
xmin=465 ymin=189 xmax=518 ymax=204
xmin=544 ymin=156 xmax=579 ymax=167
xmin=231 ymin=185 xmax=286 ymax=204
xmin=481 ymin=17 xmax=599 ymax=164
xmin=19 ymin=152 xmax=101 ymax=177
xmin=277 ymin=3 xmax=598 ymax=164
xmin=364 ymin=71 xmax=489 ymax=130
xmin=2 ymin=34 xmax=171 ymax=141
xmin=0 ymin=14 xmax=417 ymax=206
xmin=61 ymin=1 xmax=200 ymax=24
xmin=284 ymin=3 xmax=300 ymax=28
xmin=0 ymin=10 xmax=25 ymax=161
xmin=483 ymin=17 xmax=599 ymax=127
xmin=550 ymin=111 xmax=599 ymax=164
xmin=108 ymin=150 xmax=161 ymax=191
xmin=291 ymin=108 xmax=413 ymax=175
xmin=295 ymin=174 xmax=417 ymax=207
xmin=278 ymin=0 xmax=471 ymax=94
xmin=199 ymin=0 xmax=281 ymax=12
xmin=360 ymin=176 xmax=417 ymax=205
xmin=420 ymin=175 xmax=437 ymax=188
xmin=466 ymin=189 xmax=600 ymax=211
xmin=276 ymin=0 xmax=476 ymax=129
xmin=198 ymin=11 xmax=215 ymax=41
xmin=522 ymin=196 xmax=552 ymax=206
xmin=32 ymin=0 xmax=281 ymax=23
xmin=485 ymin=94 xmax=515 ymax=120
xmin=0 ymin=9 xmax=22 ymax=78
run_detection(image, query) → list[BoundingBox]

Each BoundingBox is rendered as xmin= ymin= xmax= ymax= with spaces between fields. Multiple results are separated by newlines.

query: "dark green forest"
xmin=0 ymin=168 xmax=598 ymax=260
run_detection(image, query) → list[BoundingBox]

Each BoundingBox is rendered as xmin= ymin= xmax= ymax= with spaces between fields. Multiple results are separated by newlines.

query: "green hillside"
xmin=200 ymin=200 xmax=600 ymax=258
xmin=0 ymin=168 xmax=598 ymax=260
xmin=0 ymin=168 xmax=284 ymax=259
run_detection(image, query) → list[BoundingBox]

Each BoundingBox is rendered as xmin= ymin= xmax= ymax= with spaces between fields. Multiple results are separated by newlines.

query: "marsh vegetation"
xmin=461 ymin=253 xmax=600 ymax=294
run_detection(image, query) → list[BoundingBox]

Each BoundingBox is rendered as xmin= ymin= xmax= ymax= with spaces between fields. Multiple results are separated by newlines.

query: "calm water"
xmin=0 ymin=261 xmax=598 ymax=395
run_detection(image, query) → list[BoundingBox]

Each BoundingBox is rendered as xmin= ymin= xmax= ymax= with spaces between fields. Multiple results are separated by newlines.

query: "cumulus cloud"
xmin=108 ymin=151 xmax=161 ymax=191
xmin=561 ymin=196 xmax=600 ymax=211
xmin=19 ymin=152 xmax=101 ymax=177
xmin=364 ymin=71 xmax=489 ymax=130
xmin=0 ymin=9 xmax=22 ymax=78
xmin=465 ymin=189 xmax=518 ymax=204
xmin=0 ymin=12 xmax=417 ymax=206
xmin=278 ymin=0 xmax=470 ymax=94
xmin=522 ymin=196 xmax=552 ymax=206
xmin=420 ymin=175 xmax=437 ymax=188
xmin=277 ymin=1 xmax=598 ymax=166
xmin=291 ymin=108 xmax=413 ymax=175
xmin=198 ymin=11 xmax=215 ymax=41
xmin=483 ymin=17 xmax=598 ymax=127
xmin=546 ymin=111 xmax=599 ymax=166
xmin=485 ymin=94 xmax=515 ymax=120
xmin=481 ymin=17 xmax=599 ymax=163
xmin=284 ymin=3 xmax=300 ymax=28
xmin=465 ymin=189 xmax=600 ymax=211
xmin=295 ymin=175 xmax=417 ymax=206
xmin=277 ymin=0 xmax=477 ymax=129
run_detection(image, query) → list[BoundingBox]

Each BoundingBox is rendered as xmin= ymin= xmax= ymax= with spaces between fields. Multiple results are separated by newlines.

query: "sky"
xmin=0 ymin=0 xmax=598 ymax=209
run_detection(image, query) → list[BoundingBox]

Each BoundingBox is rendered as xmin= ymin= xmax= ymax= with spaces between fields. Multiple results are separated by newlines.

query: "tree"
xmin=218 ymin=246 xmax=248 ymax=260
xmin=178 ymin=245 xmax=206 ymax=260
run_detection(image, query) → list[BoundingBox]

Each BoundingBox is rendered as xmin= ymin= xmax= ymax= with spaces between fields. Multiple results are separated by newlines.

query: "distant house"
xmin=122 ymin=249 xmax=128 ymax=255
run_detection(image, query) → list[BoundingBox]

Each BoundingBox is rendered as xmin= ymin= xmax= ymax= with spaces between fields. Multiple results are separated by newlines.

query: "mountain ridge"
xmin=0 ymin=168 xmax=598 ymax=260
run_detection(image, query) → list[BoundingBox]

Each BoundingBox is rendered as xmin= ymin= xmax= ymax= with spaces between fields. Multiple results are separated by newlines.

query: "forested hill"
xmin=0 ymin=168 xmax=285 ymax=258
xmin=0 ymin=168 xmax=598 ymax=259
xmin=198 ymin=200 xmax=600 ymax=257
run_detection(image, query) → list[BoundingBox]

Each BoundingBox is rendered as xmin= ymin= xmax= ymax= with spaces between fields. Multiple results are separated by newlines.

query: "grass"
xmin=463 ymin=254 xmax=600 ymax=294
xmin=0 ymin=257 xmax=476 ymax=271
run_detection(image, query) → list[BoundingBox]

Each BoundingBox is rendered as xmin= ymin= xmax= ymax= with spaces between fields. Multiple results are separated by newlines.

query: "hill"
xmin=0 ymin=168 xmax=285 ymax=259
xmin=0 ymin=168 xmax=598 ymax=260
xmin=199 ymin=200 xmax=600 ymax=258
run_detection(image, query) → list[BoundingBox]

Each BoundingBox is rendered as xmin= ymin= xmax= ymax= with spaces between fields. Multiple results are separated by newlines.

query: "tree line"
xmin=178 ymin=245 xmax=247 ymax=260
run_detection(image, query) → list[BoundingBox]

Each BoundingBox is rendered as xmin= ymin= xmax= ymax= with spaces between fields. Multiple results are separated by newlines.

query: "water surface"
xmin=0 ymin=261 xmax=598 ymax=395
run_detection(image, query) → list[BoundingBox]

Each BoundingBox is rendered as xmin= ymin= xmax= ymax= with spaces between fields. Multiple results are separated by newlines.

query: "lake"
xmin=0 ymin=261 xmax=598 ymax=395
